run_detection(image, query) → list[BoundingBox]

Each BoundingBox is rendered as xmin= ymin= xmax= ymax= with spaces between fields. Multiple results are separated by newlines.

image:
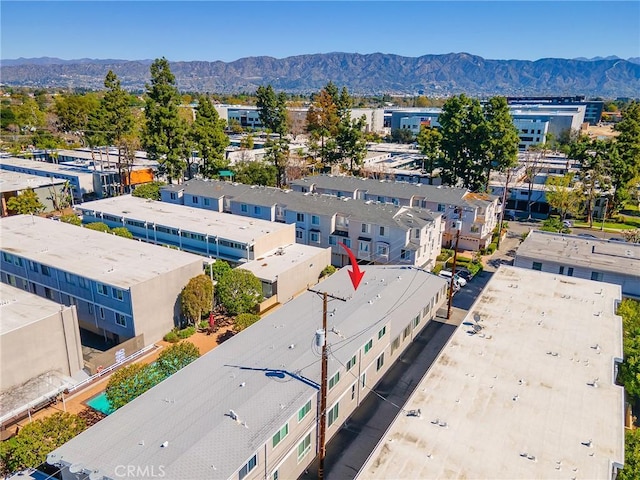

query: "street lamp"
xmin=447 ymin=219 xmax=462 ymax=320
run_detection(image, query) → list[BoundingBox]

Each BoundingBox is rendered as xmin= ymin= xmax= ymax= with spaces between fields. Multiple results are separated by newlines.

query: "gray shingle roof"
xmin=49 ymin=266 xmax=447 ymax=480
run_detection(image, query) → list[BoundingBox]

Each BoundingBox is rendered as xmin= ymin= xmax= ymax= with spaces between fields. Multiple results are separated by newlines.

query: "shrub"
xmin=432 ymin=264 xmax=443 ymax=274
xmin=177 ymin=326 xmax=196 ymax=339
xmin=84 ymin=222 xmax=111 ymax=233
xmin=235 ymin=313 xmax=261 ymax=332
xmin=155 ymin=341 xmax=200 ymax=377
xmin=105 ymin=363 xmax=164 ymax=410
xmin=163 ymin=331 xmax=179 ymax=343
xmin=437 ymin=248 xmax=454 ymax=262
xmin=486 ymin=243 xmax=497 ymax=255
xmin=60 ymin=214 xmax=81 ymax=226
xmin=111 ymin=227 xmax=133 ymax=239
xmin=320 ymin=265 xmax=336 ymax=278
xmin=198 ymin=320 xmax=210 ymax=330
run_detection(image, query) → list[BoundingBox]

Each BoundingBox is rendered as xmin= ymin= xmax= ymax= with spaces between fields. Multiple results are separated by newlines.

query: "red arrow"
xmin=339 ymin=242 xmax=365 ymax=291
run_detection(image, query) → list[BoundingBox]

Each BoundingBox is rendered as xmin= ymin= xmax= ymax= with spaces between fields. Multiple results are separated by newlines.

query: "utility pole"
xmin=307 ymin=288 xmax=348 ymax=480
xmin=447 ymin=221 xmax=462 ymax=320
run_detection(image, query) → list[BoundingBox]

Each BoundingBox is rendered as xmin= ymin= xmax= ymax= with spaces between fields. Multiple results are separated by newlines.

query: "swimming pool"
xmin=85 ymin=392 xmax=114 ymax=415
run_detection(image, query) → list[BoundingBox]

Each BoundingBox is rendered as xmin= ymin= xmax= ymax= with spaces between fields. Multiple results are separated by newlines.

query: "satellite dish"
xmin=89 ymin=470 xmax=103 ymax=480
xmin=69 ymin=464 xmax=84 ymax=474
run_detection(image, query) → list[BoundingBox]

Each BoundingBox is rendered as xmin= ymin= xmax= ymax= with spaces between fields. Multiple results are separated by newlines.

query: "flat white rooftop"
xmin=517 ymin=230 xmax=640 ymax=274
xmin=0 ymin=215 xmax=204 ymax=288
xmin=359 ymin=266 xmax=624 ymax=480
xmin=0 ymin=283 xmax=72 ymax=336
xmin=0 ymin=156 xmax=94 ymax=179
xmin=0 ymin=170 xmax=66 ymax=193
xmin=240 ymin=243 xmax=329 ymax=282
xmin=77 ymin=196 xmax=291 ymax=245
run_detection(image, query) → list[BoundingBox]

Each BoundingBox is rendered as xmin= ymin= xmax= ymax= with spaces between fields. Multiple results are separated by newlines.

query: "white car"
xmin=438 ymin=270 xmax=467 ymax=287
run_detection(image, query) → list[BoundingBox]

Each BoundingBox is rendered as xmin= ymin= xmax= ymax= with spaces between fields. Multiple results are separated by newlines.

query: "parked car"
xmin=562 ymin=220 xmax=573 ymax=228
xmin=453 ymin=267 xmax=473 ymax=282
xmin=577 ymin=233 xmax=598 ymax=239
xmin=439 ymin=269 xmax=467 ymax=287
xmin=608 ymin=237 xmax=626 ymax=243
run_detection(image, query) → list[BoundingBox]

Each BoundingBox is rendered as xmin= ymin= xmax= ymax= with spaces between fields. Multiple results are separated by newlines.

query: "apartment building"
xmin=161 ymin=179 xmax=444 ymax=269
xmin=77 ymin=196 xmax=331 ymax=307
xmin=514 ymin=230 xmax=640 ymax=297
xmin=0 ymin=170 xmax=68 ymax=216
xmin=47 ymin=265 xmax=449 ymax=480
xmin=290 ymin=175 xmax=498 ymax=251
xmin=358 ymin=266 xmax=624 ymax=480
xmin=0 ymin=215 xmax=204 ymax=347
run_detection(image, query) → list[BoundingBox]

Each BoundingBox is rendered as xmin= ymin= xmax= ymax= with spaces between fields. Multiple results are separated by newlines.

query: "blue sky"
xmin=2 ymin=1 xmax=639 ymax=62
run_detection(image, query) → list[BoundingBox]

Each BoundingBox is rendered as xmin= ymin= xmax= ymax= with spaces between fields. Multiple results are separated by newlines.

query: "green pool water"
xmin=86 ymin=392 xmax=115 ymax=415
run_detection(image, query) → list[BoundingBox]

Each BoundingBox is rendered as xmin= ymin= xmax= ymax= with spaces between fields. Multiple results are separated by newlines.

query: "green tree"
xmin=13 ymin=97 xmax=45 ymax=131
xmin=438 ymin=94 xmax=487 ymax=190
xmin=234 ymin=313 xmax=261 ymax=332
xmin=181 ymin=274 xmax=214 ymax=325
xmin=143 ymin=58 xmax=187 ymax=183
xmin=205 ymin=259 xmax=232 ymax=281
xmin=619 ymin=428 xmax=640 ymax=480
xmin=306 ymin=83 xmax=340 ymax=166
xmin=112 ymin=227 xmax=133 ymax=239
xmin=390 ymin=128 xmax=415 ymax=144
xmin=132 ymin=181 xmax=167 ymax=200
xmin=6 ymin=188 xmax=45 ymax=214
xmin=263 ymin=137 xmax=290 ymax=188
xmin=545 ymin=174 xmax=583 ymax=220
xmin=539 ymin=217 xmax=570 ymax=234
xmin=155 ymin=341 xmax=200 ymax=377
xmin=60 ymin=214 xmax=82 ymax=226
xmin=483 ymin=96 xmax=519 ymax=191
xmin=84 ymin=222 xmax=111 ymax=233
xmin=613 ymin=101 xmax=640 ymax=211
xmin=416 ymin=126 xmax=443 ymax=184
xmin=54 ymin=93 xmax=100 ymax=135
xmin=191 ymin=95 xmax=230 ymax=178
xmin=105 ymin=363 xmax=163 ymax=410
xmin=233 ymin=160 xmax=277 ymax=186
xmin=256 ymin=85 xmax=288 ymax=136
xmin=571 ymin=136 xmax=610 ymax=227
xmin=0 ymin=412 xmax=86 ymax=476
xmin=336 ymin=115 xmax=367 ymax=174
xmin=217 ymin=269 xmax=263 ymax=316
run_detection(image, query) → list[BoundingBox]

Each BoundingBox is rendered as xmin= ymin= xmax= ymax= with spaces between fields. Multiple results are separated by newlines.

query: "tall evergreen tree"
xmin=438 ymin=94 xmax=487 ymax=189
xmin=336 ymin=115 xmax=367 ymax=174
xmin=613 ymin=101 xmax=640 ymax=210
xmin=306 ymin=83 xmax=340 ymax=167
xmin=191 ymin=95 xmax=230 ymax=178
xmin=256 ymin=85 xmax=288 ymax=136
xmin=142 ymin=58 xmax=187 ymax=183
xmin=416 ymin=125 xmax=443 ymax=184
xmin=482 ymin=96 xmax=519 ymax=191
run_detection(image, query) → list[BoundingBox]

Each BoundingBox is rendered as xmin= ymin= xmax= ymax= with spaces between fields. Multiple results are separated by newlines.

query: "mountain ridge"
xmin=1 ymin=52 xmax=638 ymax=97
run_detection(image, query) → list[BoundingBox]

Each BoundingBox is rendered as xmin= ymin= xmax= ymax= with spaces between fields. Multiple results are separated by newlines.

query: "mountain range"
xmin=1 ymin=52 xmax=639 ymax=97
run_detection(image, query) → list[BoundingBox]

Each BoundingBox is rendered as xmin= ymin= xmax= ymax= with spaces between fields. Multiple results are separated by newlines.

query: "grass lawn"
xmin=573 ymin=220 xmax=637 ymax=231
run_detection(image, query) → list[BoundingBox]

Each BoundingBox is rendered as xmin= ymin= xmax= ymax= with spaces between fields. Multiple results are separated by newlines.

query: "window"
xmin=272 ymin=423 xmax=289 ymax=448
xmin=28 ymin=260 xmax=39 ymax=273
xmin=254 ymin=206 xmax=261 ymax=215
xmin=79 ymin=277 xmax=88 ymax=289
xmin=44 ymin=287 xmax=55 ymax=300
xmin=310 ymin=232 xmax=320 ymax=243
xmin=361 ymin=372 xmax=366 ymax=389
xmin=96 ymin=283 xmax=108 ymax=295
xmin=591 ymin=271 xmax=603 ymax=281
xmin=400 ymin=249 xmax=409 ymax=260
xmin=329 ymin=236 xmax=337 ymax=246
xmin=379 ymin=226 xmax=386 ymax=236
xmin=378 ymin=326 xmax=386 ymax=339
xmin=391 ymin=335 xmax=401 ymax=354
xmin=193 ymin=196 xmax=199 ymax=204
xmin=376 ymin=353 xmax=385 ymax=371
xmin=1 ymin=252 xmax=11 ymax=263
xmin=568 ymin=267 xmax=574 ymax=276
xmin=376 ymin=244 xmax=388 ymax=256
xmin=328 ymin=403 xmax=339 ymax=427
xmin=241 ymin=204 xmax=248 ymax=213
xmin=532 ymin=262 xmax=542 ymax=271
xmin=470 ymin=224 xmax=479 ymax=233
xmin=204 ymin=198 xmax=210 ymax=206
xmin=437 ymin=204 xmax=445 ymax=212
xmin=41 ymin=265 xmax=51 ymax=276
xmin=239 ymin=454 xmax=257 ymax=480
xmin=342 ymin=238 xmax=351 ymax=248
xmin=403 ymin=324 xmax=411 ymax=340
xmin=272 ymin=471 xmax=279 ymax=480
xmin=361 ymin=223 xmax=370 ymax=234
xmin=14 ymin=256 xmax=23 ymax=267
xmin=99 ymin=307 xmax=105 ymax=319
xmin=346 ymin=355 xmax=357 ymax=371
xmin=312 ymin=215 xmax=320 ymax=225
xmin=413 ymin=315 xmax=420 ymax=328
xmin=7 ymin=275 xmax=16 ymax=287
xmin=112 ymin=288 xmax=124 ymax=301
xmin=364 ymin=339 xmax=373 ymax=354
xmin=414 ymin=228 xmax=420 ymax=239
xmin=359 ymin=241 xmax=370 ymax=253
xmin=296 ymin=230 xmax=303 ymax=240
xmin=64 ymin=272 xmax=75 ymax=284
xmin=115 ymin=313 xmax=127 ymax=327
xmin=329 ymin=372 xmax=340 ymax=390
xmin=298 ymin=400 xmax=311 ymax=422
xmin=559 ymin=266 xmax=564 ymax=275
xmin=88 ymin=304 xmax=94 ymax=315
xmin=296 ymin=213 xmax=305 ymax=222
xmin=297 ymin=433 xmax=311 ymax=462
xmin=170 ymin=192 xmax=177 ymax=200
